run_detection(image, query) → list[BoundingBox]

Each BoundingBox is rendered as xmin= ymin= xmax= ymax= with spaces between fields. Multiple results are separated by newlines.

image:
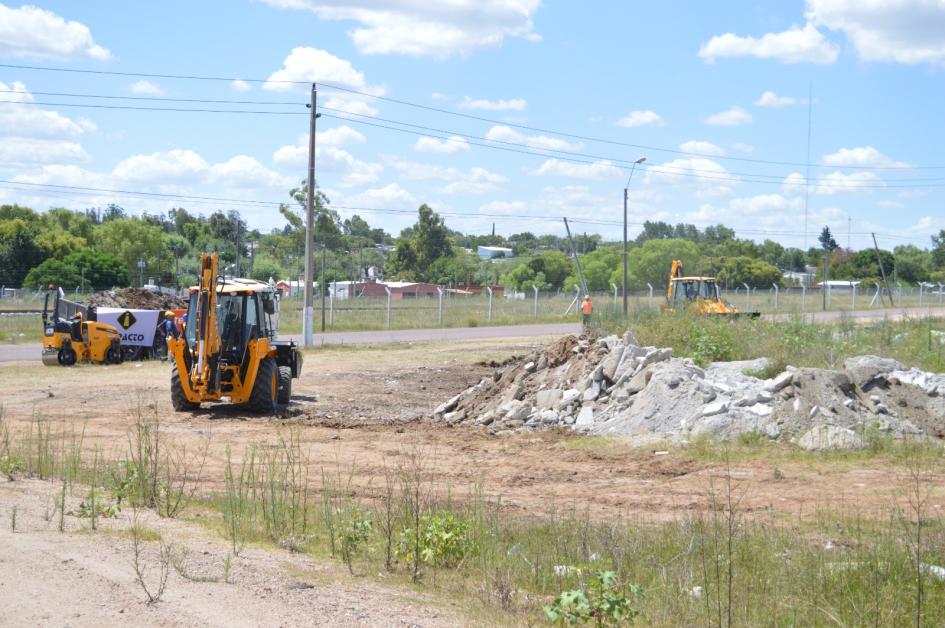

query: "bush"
xmin=398 ymin=511 xmax=474 ymax=569
xmin=544 ymin=569 xmax=642 ymax=626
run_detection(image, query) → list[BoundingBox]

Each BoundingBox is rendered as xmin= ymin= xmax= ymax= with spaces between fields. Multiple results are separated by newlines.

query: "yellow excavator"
xmin=167 ymin=253 xmax=302 ymax=413
xmin=41 ymin=286 xmax=123 ymax=366
xmin=662 ymin=260 xmax=760 ymax=318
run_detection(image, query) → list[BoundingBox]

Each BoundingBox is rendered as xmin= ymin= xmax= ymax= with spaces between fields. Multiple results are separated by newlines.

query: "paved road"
xmin=3 ymin=306 xmax=944 ymax=364
xmin=0 ymin=322 xmax=583 ymax=363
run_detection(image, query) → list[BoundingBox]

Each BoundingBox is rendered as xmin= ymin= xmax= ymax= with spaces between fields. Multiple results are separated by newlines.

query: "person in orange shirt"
xmin=581 ymin=294 xmax=593 ymax=327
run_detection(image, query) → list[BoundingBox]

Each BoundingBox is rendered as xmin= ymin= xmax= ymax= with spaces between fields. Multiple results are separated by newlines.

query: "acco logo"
xmin=121 ymin=333 xmax=145 ymax=342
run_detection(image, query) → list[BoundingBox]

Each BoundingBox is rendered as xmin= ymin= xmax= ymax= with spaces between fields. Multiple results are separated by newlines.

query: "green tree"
xmin=62 ymin=249 xmax=128 ymax=289
xmin=563 ymin=246 xmax=620 ymax=291
xmin=526 ymin=250 xmax=573 ymax=290
xmin=386 ymin=204 xmax=453 ymax=281
xmin=0 ymin=209 xmax=44 ymax=286
xmin=248 ymin=253 xmax=285 ymax=282
xmin=22 ymin=259 xmax=81 ymax=290
xmin=819 ymin=226 xmax=839 ymax=252
xmin=702 ymin=256 xmax=782 ymax=288
xmin=931 ymin=230 xmax=945 ymax=269
xmin=613 ymin=238 xmax=700 ymax=291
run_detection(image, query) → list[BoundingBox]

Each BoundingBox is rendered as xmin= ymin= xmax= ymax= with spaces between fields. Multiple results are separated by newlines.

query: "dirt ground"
xmin=2 ymin=336 xmax=944 ymax=626
xmin=2 ymin=337 xmax=939 ymax=521
xmin=0 ymin=478 xmax=467 ymax=627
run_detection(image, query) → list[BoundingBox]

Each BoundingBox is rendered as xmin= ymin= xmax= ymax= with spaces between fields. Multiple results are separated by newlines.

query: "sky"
xmin=0 ymin=1 xmax=944 ymax=250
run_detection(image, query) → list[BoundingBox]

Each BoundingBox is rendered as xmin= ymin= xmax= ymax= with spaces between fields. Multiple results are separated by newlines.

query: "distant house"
xmin=477 ymin=245 xmax=513 ymax=259
xmin=783 ymin=270 xmax=814 ymax=287
xmin=329 ymin=281 xmax=441 ymax=300
xmin=816 ymin=280 xmax=860 ymax=293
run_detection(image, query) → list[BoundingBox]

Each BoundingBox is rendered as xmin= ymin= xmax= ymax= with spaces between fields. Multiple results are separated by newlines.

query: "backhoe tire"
xmin=277 ymin=366 xmax=292 ymax=406
xmin=171 ymin=364 xmax=199 ymax=412
xmin=248 ymin=358 xmax=278 ymax=414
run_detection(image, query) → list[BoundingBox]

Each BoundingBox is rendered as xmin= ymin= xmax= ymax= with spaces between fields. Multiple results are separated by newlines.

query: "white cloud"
xmin=257 ymin=0 xmax=542 ymax=58
xmin=732 ymin=143 xmax=754 ymax=153
xmin=264 ymin=47 xmax=385 ymax=95
xmin=485 ymin=125 xmax=582 ymax=152
xmin=782 ymin=172 xmax=807 ymax=195
xmin=809 ymin=0 xmax=945 ymax=66
xmin=414 ymin=136 xmax=470 ymax=154
xmin=529 ymin=159 xmax=622 ymax=181
xmin=112 ymin=149 xmax=211 ymax=183
xmin=679 ymin=140 xmax=725 ymax=157
xmin=615 ymin=110 xmax=664 ymax=128
xmin=387 ymin=159 xmax=507 ymax=194
xmin=729 ymin=194 xmax=803 ymax=215
xmin=478 ymin=200 xmax=527 ymax=214
xmin=273 ymin=137 xmax=382 ymax=188
xmin=460 ymin=96 xmax=527 ymax=111
xmin=346 ymin=183 xmax=416 ymax=208
xmin=645 ymin=158 xmax=736 ymax=198
xmin=130 ymin=80 xmax=165 ymax=96
xmin=430 ymin=92 xmax=449 ymax=101
xmin=209 ymin=155 xmax=292 ymax=188
xmin=231 ymin=79 xmax=252 ymax=92
xmin=705 ymin=106 xmax=752 ymax=126
xmin=0 ymin=137 xmax=90 ymax=165
xmin=0 ymin=81 xmax=95 ymax=138
xmin=821 ymin=146 xmax=909 ymax=168
xmin=878 ymin=199 xmax=905 ymax=209
xmin=698 ymin=22 xmax=839 ymax=65
xmin=318 ymin=125 xmax=366 ymax=148
xmin=0 ymin=4 xmax=110 ymax=60
xmin=323 ymin=96 xmax=379 ymax=118
xmin=815 ymin=170 xmax=885 ymax=195
xmin=754 ymin=90 xmax=798 ymax=107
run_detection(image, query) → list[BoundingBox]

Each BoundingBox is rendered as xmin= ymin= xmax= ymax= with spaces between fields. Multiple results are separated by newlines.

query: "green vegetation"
xmin=3 ymin=403 xmax=945 ymax=625
xmin=596 ymin=309 xmax=945 ymax=372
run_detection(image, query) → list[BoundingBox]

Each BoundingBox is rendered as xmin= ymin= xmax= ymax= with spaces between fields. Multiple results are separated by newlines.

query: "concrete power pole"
xmin=303 ymin=84 xmax=319 ymax=348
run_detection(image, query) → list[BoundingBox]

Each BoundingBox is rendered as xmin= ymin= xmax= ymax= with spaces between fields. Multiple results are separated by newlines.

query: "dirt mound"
xmin=88 ymin=288 xmax=187 ymax=311
xmin=434 ymin=336 xmax=945 ymax=449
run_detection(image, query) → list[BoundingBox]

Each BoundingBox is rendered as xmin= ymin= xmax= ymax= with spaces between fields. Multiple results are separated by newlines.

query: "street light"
xmin=623 ymin=156 xmax=646 ymax=317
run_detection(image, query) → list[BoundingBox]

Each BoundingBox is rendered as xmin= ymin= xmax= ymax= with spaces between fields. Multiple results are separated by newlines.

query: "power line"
xmin=2 ymin=94 xmax=942 ymax=188
xmin=0 ymin=62 xmax=939 ymax=171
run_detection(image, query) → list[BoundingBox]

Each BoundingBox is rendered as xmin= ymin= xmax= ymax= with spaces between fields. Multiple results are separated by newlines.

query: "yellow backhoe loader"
xmin=41 ymin=287 xmax=123 ymax=366
xmin=662 ymin=260 xmax=760 ymax=318
xmin=167 ymin=253 xmax=302 ymax=413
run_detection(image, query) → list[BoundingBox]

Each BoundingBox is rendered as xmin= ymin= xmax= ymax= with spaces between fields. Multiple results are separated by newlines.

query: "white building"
xmin=477 ymin=245 xmax=513 ymax=259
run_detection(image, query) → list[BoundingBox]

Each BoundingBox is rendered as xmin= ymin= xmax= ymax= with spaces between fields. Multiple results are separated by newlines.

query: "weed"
xmin=10 ymin=505 xmax=17 ymax=532
xmin=130 ymin=509 xmax=170 ymax=605
xmin=544 ymin=569 xmax=642 ymax=626
xmin=339 ymin=503 xmax=373 ymax=574
xmin=170 ymin=545 xmax=233 ymax=583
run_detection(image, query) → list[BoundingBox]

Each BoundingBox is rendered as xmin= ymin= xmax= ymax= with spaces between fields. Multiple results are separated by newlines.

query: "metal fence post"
xmin=533 ymin=285 xmax=539 ymax=317
xmin=385 ymin=285 xmax=392 ymax=329
xmin=772 ymin=283 xmax=779 ymax=310
xmin=852 ymin=283 xmax=857 ymax=311
xmin=329 ymin=282 xmax=334 ymax=326
xmin=611 ymin=283 xmax=617 ymax=309
xmin=742 ymin=283 xmax=751 ymax=312
xmin=486 ymin=286 xmax=493 ymax=322
xmin=437 ymin=286 xmax=444 ymax=325
xmin=647 ymin=283 xmax=653 ymax=310
xmin=871 ymin=281 xmax=880 ymax=307
xmin=920 ymin=283 xmax=924 ymax=307
xmin=939 ymin=283 xmax=944 ymax=305
xmin=801 ymin=285 xmax=806 ymax=311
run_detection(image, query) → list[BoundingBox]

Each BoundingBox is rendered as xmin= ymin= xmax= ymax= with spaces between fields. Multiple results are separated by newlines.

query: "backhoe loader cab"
xmin=41 ymin=286 xmax=122 ymax=366
xmin=662 ymin=260 xmax=760 ymax=317
xmin=168 ymin=254 xmax=302 ymax=413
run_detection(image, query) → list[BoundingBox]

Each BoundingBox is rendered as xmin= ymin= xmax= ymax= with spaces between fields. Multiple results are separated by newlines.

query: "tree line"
xmin=3 ymin=188 xmax=945 ymax=294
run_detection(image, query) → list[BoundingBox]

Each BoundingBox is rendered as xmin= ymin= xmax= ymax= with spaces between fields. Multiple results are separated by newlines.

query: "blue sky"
xmin=0 ymin=1 xmax=943 ymax=250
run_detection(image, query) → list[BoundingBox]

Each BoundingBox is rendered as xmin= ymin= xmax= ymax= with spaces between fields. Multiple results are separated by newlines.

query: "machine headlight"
xmin=44 ymin=325 xmax=54 ymax=337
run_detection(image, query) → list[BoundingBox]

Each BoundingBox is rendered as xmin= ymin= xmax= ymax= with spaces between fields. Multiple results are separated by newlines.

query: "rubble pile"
xmin=434 ymin=334 xmax=945 ymax=449
xmin=88 ymin=288 xmax=187 ymax=311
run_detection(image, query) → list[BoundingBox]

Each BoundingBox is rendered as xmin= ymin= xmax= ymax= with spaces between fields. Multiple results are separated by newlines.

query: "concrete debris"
xmin=432 ymin=334 xmax=945 ymax=448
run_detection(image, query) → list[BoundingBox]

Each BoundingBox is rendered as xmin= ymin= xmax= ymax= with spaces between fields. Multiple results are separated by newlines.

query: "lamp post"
xmin=623 ymin=156 xmax=646 ymax=318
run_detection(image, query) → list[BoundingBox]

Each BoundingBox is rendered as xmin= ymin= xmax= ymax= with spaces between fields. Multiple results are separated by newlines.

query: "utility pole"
xmin=803 ymin=81 xmax=813 ymax=250
xmin=303 ymin=84 xmax=319 ymax=348
xmin=623 ymin=157 xmax=646 ymax=317
xmin=235 ymin=217 xmax=241 ymax=277
xmin=872 ymin=233 xmax=894 ymax=306
xmin=562 ymin=217 xmax=588 ymax=295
